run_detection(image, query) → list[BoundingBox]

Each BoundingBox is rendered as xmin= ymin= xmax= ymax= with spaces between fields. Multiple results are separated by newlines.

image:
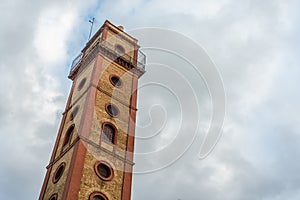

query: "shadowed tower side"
xmin=39 ymin=20 xmax=146 ymax=200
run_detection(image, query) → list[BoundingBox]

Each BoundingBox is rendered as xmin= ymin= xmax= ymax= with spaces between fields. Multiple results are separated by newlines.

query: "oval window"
xmin=94 ymin=161 xmax=113 ymax=181
xmin=106 ymin=104 xmax=119 ymax=117
xmin=63 ymin=125 xmax=75 ymax=147
xmin=110 ymin=75 xmax=122 ymax=88
xmin=115 ymin=44 xmax=125 ymax=55
xmin=89 ymin=192 xmax=108 ymax=200
xmin=78 ymin=78 xmax=86 ymax=91
xmin=53 ymin=163 xmax=65 ymax=183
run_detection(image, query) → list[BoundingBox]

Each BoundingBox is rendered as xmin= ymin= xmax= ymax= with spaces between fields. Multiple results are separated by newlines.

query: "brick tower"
xmin=39 ymin=20 xmax=145 ymax=200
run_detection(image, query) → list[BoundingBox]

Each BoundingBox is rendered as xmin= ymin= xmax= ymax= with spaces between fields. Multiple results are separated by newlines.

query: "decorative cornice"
xmin=47 ymin=136 xmax=135 ymax=168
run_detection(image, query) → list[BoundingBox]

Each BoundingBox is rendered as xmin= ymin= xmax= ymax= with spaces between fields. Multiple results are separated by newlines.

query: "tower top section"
xmin=69 ymin=20 xmax=146 ymax=79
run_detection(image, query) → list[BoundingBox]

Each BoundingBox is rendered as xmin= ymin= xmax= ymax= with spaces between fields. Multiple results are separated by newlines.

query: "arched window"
xmin=102 ymin=123 xmax=115 ymax=144
xmin=63 ymin=125 xmax=74 ymax=147
xmin=49 ymin=193 xmax=58 ymax=200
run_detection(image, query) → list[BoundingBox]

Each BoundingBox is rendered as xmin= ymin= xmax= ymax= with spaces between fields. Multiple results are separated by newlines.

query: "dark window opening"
xmin=89 ymin=193 xmax=108 ymax=200
xmin=106 ymin=104 xmax=119 ymax=117
xmin=49 ymin=193 xmax=58 ymax=200
xmin=78 ymin=78 xmax=86 ymax=91
xmin=110 ymin=75 xmax=122 ymax=88
xmin=115 ymin=44 xmax=125 ymax=55
xmin=97 ymin=163 xmax=111 ymax=179
xmin=70 ymin=106 xmax=79 ymax=121
xmin=53 ymin=163 xmax=65 ymax=183
xmin=102 ymin=124 xmax=115 ymax=144
xmin=63 ymin=125 xmax=74 ymax=147
xmin=94 ymin=161 xmax=114 ymax=181
xmin=92 ymin=196 xmax=105 ymax=200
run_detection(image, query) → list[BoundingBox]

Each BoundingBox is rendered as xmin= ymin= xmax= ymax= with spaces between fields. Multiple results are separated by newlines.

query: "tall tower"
xmin=39 ymin=20 xmax=145 ymax=200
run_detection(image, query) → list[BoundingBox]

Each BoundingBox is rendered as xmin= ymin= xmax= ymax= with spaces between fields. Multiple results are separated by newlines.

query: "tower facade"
xmin=39 ymin=20 xmax=145 ymax=200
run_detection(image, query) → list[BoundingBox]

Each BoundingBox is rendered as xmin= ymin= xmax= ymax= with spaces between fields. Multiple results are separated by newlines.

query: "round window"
xmin=106 ymin=104 xmax=119 ymax=117
xmin=53 ymin=163 xmax=65 ymax=183
xmin=89 ymin=192 xmax=108 ymax=200
xmin=78 ymin=78 xmax=86 ymax=91
xmin=94 ymin=161 xmax=113 ymax=181
xmin=63 ymin=125 xmax=75 ymax=147
xmin=110 ymin=75 xmax=122 ymax=88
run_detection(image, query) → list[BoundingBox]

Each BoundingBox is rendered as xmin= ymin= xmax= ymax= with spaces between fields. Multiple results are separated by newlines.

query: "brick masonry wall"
xmin=78 ymin=56 xmax=135 ymax=199
xmin=43 ymin=148 xmax=74 ymax=200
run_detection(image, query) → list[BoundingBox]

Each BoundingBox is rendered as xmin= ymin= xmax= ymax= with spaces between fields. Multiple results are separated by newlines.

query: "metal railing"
xmin=137 ymin=50 xmax=146 ymax=70
xmin=99 ymin=39 xmax=146 ymax=70
xmin=70 ymin=53 xmax=83 ymax=73
xmin=69 ymin=39 xmax=146 ymax=74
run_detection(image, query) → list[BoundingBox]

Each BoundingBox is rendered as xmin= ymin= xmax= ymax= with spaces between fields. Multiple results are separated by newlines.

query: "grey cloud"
xmin=0 ymin=0 xmax=86 ymax=199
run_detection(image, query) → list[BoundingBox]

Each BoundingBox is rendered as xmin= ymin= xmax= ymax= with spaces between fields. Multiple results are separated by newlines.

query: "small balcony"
xmin=69 ymin=39 xmax=146 ymax=76
xmin=70 ymin=53 xmax=83 ymax=73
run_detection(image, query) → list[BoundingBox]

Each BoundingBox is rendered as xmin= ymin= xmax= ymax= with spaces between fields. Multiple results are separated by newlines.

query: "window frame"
xmin=101 ymin=123 xmax=117 ymax=144
xmin=105 ymin=103 xmax=120 ymax=118
xmin=77 ymin=77 xmax=87 ymax=91
xmin=49 ymin=193 xmax=58 ymax=200
xmin=62 ymin=124 xmax=75 ymax=147
xmin=89 ymin=192 xmax=109 ymax=200
xmin=94 ymin=161 xmax=114 ymax=181
xmin=109 ymin=75 xmax=123 ymax=88
xmin=52 ymin=162 xmax=66 ymax=184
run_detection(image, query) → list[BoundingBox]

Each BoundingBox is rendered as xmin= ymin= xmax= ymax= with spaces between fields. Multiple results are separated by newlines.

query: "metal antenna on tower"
xmin=88 ymin=17 xmax=95 ymax=41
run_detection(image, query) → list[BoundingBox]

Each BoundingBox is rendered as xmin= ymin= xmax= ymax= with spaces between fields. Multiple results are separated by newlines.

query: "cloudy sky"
xmin=1 ymin=0 xmax=300 ymax=199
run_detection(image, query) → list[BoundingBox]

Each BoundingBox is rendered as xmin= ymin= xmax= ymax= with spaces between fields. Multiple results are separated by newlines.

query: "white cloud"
xmin=34 ymin=7 xmax=77 ymax=65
